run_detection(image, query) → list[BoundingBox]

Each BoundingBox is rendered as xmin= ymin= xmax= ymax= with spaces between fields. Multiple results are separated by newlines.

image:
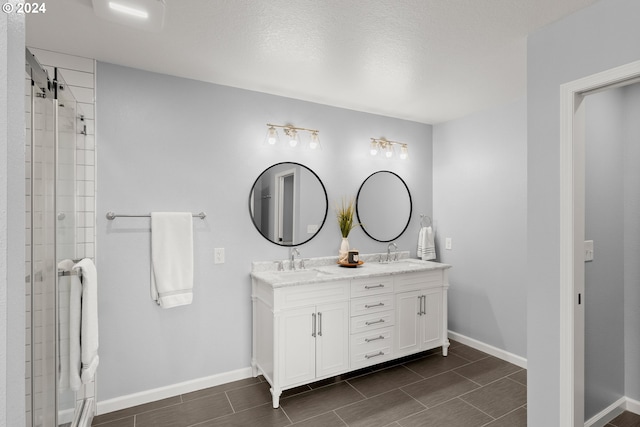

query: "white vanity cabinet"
xmin=395 ymin=271 xmax=447 ymax=357
xmin=252 ymin=279 xmax=350 ymax=408
xmin=251 ymin=259 xmax=450 ymax=409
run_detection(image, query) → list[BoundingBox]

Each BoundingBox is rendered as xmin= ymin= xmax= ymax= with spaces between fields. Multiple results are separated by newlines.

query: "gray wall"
xmin=584 ymin=88 xmax=626 ymax=419
xmin=527 ymin=0 xmax=640 ymax=424
xmin=0 ymin=5 xmax=26 ymax=426
xmin=623 ymin=83 xmax=640 ymax=401
xmin=433 ymin=97 xmax=527 ymax=358
xmin=96 ymin=62 xmax=432 ymax=401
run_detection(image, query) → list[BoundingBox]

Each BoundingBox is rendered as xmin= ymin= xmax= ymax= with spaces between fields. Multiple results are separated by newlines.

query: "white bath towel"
xmin=422 ymin=226 xmax=436 ymax=261
xmin=57 ymin=259 xmax=76 ymax=391
xmin=151 ymin=212 xmax=194 ymax=308
xmin=73 ymin=258 xmax=99 ymax=385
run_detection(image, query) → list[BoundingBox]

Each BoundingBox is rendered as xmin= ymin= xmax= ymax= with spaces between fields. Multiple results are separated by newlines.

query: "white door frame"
xmin=559 ymin=60 xmax=640 ymax=427
xmin=273 ymin=167 xmax=297 ymax=244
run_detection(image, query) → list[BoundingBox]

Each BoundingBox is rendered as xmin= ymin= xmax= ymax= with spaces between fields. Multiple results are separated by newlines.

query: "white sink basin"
xmin=267 ymin=269 xmax=332 ymax=283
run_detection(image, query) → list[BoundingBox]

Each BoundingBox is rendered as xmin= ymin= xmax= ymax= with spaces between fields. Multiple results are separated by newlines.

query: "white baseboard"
xmin=584 ymin=397 xmax=626 ymax=427
xmin=447 ymin=330 xmax=527 ymax=369
xmin=626 ymin=397 xmax=640 ymax=415
xmin=96 ymin=367 xmax=253 ymax=416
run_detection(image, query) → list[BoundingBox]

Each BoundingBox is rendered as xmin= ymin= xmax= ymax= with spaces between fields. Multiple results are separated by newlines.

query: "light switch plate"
xmin=584 ymin=240 xmax=594 ymax=262
xmin=445 ymin=238 xmax=452 ymax=250
xmin=214 ymin=248 xmax=225 ymax=264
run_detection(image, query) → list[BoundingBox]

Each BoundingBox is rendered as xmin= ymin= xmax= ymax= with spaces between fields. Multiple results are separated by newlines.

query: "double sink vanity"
xmin=251 ymin=254 xmax=451 ymax=408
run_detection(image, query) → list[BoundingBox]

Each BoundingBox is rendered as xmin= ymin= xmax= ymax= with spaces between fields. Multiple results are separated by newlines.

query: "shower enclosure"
xmin=25 ymin=49 xmax=94 ymax=427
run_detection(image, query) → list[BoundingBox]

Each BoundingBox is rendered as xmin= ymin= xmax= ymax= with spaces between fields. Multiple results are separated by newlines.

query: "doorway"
xmin=559 ymin=60 xmax=640 ymax=426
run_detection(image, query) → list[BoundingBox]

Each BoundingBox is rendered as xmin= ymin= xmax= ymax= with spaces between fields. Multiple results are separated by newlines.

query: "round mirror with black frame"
xmin=249 ymin=162 xmax=328 ymax=246
xmin=356 ymin=170 xmax=412 ymax=242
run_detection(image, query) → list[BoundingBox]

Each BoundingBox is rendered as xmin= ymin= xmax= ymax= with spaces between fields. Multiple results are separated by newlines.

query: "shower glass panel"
xmin=29 ymin=79 xmax=57 ymax=427
xmin=55 ymin=70 xmax=77 ymax=426
xmin=26 ymin=50 xmax=87 ymax=426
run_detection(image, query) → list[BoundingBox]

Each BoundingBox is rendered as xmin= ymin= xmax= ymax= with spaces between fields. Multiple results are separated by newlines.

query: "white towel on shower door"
xmin=73 ymin=258 xmax=99 ymax=385
xmin=151 ymin=212 xmax=194 ymax=308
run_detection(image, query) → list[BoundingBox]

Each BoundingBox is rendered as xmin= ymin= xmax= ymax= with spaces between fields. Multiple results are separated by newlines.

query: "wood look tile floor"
xmin=92 ymin=340 xmax=530 ymax=427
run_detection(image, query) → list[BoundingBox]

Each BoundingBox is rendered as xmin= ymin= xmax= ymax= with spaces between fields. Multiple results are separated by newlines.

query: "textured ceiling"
xmin=26 ymin=0 xmax=599 ymax=124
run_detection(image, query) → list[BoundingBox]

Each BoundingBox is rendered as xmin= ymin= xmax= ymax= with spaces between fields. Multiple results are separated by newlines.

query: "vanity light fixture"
xmin=369 ymin=138 xmax=409 ymax=160
xmin=265 ymin=124 xmax=322 ymax=150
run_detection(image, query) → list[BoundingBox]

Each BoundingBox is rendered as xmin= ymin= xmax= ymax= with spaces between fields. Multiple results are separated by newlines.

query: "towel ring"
xmin=420 ymin=214 xmax=432 ymax=228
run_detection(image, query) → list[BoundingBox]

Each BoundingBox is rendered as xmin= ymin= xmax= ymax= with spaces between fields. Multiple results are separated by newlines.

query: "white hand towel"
xmin=73 ymin=258 xmax=99 ymax=385
xmin=57 ymin=259 xmax=75 ymax=391
xmin=417 ymin=227 xmax=426 ymax=258
xmin=422 ymin=226 xmax=436 ymax=261
xmin=151 ymin=212 xmax=194 ymax=308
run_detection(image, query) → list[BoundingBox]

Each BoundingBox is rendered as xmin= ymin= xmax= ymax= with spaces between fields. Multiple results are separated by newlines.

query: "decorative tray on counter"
xmin=337 ymin=260 xmax=364 ymax=268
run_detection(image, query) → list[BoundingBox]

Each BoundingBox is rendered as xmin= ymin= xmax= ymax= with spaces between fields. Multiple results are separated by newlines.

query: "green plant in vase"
xmin=336 ymin=196 xmax=359 ymax=263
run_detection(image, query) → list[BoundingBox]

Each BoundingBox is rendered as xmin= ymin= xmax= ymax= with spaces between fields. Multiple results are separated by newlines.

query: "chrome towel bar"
xmin=106 ymin=212 xmax=207 ymax=220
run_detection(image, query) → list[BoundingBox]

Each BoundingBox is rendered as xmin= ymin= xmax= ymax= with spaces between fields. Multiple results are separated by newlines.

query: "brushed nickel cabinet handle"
xmin=312 ymin=313 xmax=316 ymax=337
xmin=364 ymin=284 xmax=384 ymax=289
xmin=365 ymin=351 xmax=385 ymax=359
xmin=365 ymin=302 xmax=384 ymax=309
xmin=365 ymin=319 xmax=385 ymax=326
xmin=318 ymin=312 xmax=322 ymax=337
xmin=365 ymin=335 xmax=385 ymax=343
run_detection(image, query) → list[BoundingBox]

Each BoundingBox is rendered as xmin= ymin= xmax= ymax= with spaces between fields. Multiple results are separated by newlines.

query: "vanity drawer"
xmin=350 ymin=309 xmax=394 ymax=334
xmin=350 ymin=276 xmax=394 ymax=298
xmin=350 ymin=327 xmax=394 ymax=369
xmin=274 ymin=280 xmax=350 ymax=308
xmin=394 ymin=271 xmax=443 ymax=292
xmin=350 ymin=293 xmax=394 ymax=317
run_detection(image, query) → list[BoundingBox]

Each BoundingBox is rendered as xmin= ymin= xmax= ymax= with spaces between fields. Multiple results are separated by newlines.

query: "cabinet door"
xmin=420 ymin=288 xmax=443 ymax=349
xmin=316 ymin=301 xmax=350 ymax=378
xmin=278 ymin=306 xmax=316 ymax=387
xmin=395 ymin=290 xmax=422 ymax=356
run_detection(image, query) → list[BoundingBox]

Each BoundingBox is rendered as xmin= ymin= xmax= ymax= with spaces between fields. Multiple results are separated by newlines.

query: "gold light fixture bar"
xmin=265 ymin=123 xmax=322 ymax=150
xmin=370 ymin=138 xmax=409 ymax=160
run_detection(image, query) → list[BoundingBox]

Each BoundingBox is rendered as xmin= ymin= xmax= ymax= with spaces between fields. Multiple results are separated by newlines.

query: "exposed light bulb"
xmin=267 ymin=127 xmax=278 ymax=145
xmin=385 ymin=144 xmax=394 ymax=158
xmin=399 ymin=145 xmax=408 ymax=160
xmin=287 ymin=129 xmax=298 ymax=147
xmin=370 ymin=140 xmax=379 ymax=156
xmin=309 ymin=132 xmax=320 ymax=149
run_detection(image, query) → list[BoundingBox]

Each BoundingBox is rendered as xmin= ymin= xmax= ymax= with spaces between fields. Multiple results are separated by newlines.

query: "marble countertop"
xmin=251 ymin=252 xmax=451 ymax=288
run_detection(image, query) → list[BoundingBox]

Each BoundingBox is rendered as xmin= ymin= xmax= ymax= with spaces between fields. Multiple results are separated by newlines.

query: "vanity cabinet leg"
xmin=442 ymin=338 xmax=450 ymax=356
xmin=271 ymin=387 xmax=282 ymax=408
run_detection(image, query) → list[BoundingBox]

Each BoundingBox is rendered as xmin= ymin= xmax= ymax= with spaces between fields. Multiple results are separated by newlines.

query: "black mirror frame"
xmin=248 ymin=161 xmax=329 ymax=247
xmin=355 ymin=170 xmax=412 ymax=243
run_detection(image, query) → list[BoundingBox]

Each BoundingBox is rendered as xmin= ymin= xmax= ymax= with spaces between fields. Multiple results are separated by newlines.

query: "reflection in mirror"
xmin=356 ymin=170 xmax=412 ymax=242
xmin=249 ymin=162 xmax=328 ymax=246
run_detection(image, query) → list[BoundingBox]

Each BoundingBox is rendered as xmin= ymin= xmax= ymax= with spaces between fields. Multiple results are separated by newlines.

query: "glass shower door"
xmin=55 ymin=70 xmax=78 ymax=426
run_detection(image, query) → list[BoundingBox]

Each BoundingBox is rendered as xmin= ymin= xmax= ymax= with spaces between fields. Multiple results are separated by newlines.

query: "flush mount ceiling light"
xmin=264 ymin=124 xmax=322 ymax=151
xmin=370 ymin=138 xmax=409 ymax=160
xmin=92 ymin=0 xmax=166 ymax=32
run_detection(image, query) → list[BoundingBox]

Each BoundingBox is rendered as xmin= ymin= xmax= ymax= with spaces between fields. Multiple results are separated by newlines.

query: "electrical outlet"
xmin=445 ymin=238 xmax=452 ymax=250
xmin=214 ymin=248 xmax=225 ymax=264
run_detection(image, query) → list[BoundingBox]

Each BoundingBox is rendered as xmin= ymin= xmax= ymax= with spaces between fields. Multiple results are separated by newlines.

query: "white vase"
xmin=339 ymin=237 xmax=350 ymax=263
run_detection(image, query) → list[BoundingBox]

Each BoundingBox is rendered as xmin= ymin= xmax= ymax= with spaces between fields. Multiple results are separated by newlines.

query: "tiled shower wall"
xmin=25 ymin=48 xmax=96 ymax=425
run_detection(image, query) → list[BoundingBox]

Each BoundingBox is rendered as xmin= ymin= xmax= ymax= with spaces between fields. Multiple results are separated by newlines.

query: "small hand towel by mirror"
xmin=419 ymin=226 xmax=436 ymax=261
xmin=151 ymin=212 xmax=194 ymax=308
xmin=73 ymin=258 xmax=99 ymax=384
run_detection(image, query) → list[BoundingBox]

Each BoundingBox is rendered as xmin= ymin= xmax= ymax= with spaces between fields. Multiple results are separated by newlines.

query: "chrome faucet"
xmin=290 ymin=247 xmax=301 ymax=270
xmin=387 ymin=242 xmax=398 ymax=262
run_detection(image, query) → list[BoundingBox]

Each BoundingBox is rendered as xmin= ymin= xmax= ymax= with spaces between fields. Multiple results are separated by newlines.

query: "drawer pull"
xmin=365 ymin=302 xmax=384 ymax=309
xmin=364 ymin=284 xmax=385 ymax=289
xmin=365 ymin=319 xmax=385 ymax=326
xmin=365 ymin=335 xmax=385 ymax=343
xmin=365 ymin=351 xmax=385 ymax=359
